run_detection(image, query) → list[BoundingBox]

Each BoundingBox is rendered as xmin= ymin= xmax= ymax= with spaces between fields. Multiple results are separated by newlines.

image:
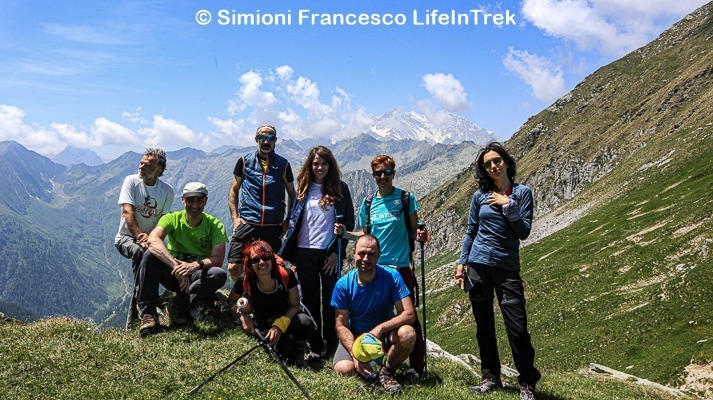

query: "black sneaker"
xmin=139 ymin=313 xmax=159 ymax=337
xmin=378 ymin=367 xmax=403 ymax=395
xmin=403 ymin=367 xmax=423 ymax=383
xmin=305 ymin=351 xmax=324 ymax=368
xmin=167 ymin=296 xmax=190 ymax=326
xmin=520 ymin=384 xmax=536 ymax=400
xmin=471 ymin=378 xmax=503 ymax=394
xmin=293 ymin=346 xmax=307 ymax=368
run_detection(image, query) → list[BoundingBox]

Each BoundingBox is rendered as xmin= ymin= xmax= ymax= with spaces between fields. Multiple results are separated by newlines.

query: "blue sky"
xmin=0 ymin=0 xmax=707 ymax=160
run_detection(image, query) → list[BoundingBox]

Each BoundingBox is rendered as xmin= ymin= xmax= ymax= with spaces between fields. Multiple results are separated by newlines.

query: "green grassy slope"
xmin=423 ymin=120 xmax=712 ymax=388
xmin=0 ymin=318 xmax=687 ymax=400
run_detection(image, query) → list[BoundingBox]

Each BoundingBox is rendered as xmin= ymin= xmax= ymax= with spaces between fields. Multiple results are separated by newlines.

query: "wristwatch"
xmin=197 ymin=260 xmax=205 ymax=269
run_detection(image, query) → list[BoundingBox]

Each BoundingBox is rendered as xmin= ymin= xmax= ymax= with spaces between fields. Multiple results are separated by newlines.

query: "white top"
xmin=296 ymin=182 xmax=336 ymax=249
xmin=114 ymin=174 xmax=174 ymax=243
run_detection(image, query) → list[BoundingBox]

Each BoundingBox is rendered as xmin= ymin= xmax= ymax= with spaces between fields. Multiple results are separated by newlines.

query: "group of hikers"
xmin=113 ymin=123 xmax=540 ymax=399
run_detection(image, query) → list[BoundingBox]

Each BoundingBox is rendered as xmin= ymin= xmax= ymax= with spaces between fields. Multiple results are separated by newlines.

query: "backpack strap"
xmin=401 ymin=190 xmax=415 ymax=257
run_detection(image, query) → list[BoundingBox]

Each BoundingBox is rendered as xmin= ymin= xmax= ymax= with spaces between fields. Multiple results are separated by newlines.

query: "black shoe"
xmin=167 ymin=296 xmax=190 ymax=326
xmin=403 ymin=367 xmax=423 ymax=383
xmin=293 ymin=346 xmax=307 ymax=368
xmin=323 ymin=342 xmax=338 ymax=360
xmin=471 ymin=378 xmax=503 ymax=394
xmin=305 ymin=351 xmax=324 ymax=368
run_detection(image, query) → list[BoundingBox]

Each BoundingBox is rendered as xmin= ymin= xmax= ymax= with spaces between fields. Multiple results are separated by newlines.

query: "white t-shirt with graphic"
xmin=296 ymin=182 xmax=336 ymax=249
xmin=114 ymin=174 xmax=174 ymax=243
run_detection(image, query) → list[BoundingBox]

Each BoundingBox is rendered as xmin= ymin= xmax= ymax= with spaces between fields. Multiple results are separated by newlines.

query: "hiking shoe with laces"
xmin=378 ymin=367 xmax=403 ymax=395
xmin=139 ymin=313 xmax=159 ymax=337
xmin=471 ymin=378 xmax=503 ymax=394
xmin=520 ymin=384 xmax=536 ymax=400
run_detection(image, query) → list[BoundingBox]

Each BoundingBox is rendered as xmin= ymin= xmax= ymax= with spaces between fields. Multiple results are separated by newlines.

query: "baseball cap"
xmin=352 ymin=333 xmax=385 ymax=363
xmin=182 ymin=182 xmax=208 ymax=198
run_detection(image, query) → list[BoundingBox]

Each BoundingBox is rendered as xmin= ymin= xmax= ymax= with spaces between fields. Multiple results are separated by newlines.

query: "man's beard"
xmin=139 ymin=169 xmax=157 ymax=181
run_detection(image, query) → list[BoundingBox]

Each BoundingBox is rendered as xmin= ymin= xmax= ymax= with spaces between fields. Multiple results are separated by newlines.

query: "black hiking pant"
xmin=467 ymin=263 xmax=541 ymax=386
xmin=138 ymin=251 xmax=227 ymax=315
xmin=295 ymin=247 xmax=338 ymax=355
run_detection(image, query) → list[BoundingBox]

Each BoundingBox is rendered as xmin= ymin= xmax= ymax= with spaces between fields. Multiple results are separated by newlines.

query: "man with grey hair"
xmin=115 ymin=148 xmax=174 ymax=329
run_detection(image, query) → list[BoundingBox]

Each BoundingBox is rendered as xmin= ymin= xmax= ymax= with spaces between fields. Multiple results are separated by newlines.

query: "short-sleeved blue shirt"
xmin=331 ymin=265 xmax=410 ymax=333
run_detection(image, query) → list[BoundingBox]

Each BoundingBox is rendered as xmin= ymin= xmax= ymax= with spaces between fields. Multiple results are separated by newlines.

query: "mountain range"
xmin=418 ymin=2 xmax=712 ymax=390
xmin=0 ymin=109 xmax=490 ymax=325
xmin=0 ymin=3 xmax=710 ymax=393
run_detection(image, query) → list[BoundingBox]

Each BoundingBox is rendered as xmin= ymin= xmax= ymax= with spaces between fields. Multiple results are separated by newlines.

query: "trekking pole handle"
xmin=336 ymin=214 xmax=344 ymax=232
xmin=336 ymin=214 xmax=344 ymax=277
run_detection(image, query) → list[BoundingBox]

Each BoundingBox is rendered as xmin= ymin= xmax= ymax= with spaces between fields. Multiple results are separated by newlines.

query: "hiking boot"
xmin=293 ymin=346 xmax=307 ymax=368
xmin=471 ymin=378 xmax=503 ymax=394
xmin=403 ymin=367 xmax=423 ymax=383
xmin=139 ymin=313 xmax=159 ymax=337
xmin=520 ymin=384 xmax=536 ymax=400
xmin=305 ymin=351 xmax=324 ymax=368
xmin=167 ymin=296 xmax=191 ymax=326
xmin=378 ymin=367 xmax=403 ymax=395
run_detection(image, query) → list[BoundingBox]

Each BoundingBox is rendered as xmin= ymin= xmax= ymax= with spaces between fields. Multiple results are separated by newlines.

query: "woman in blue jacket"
xmin=455 ymin=142 xmax=541 ymax=400
xmin=280 ymin=146 xmax=354 ymax=361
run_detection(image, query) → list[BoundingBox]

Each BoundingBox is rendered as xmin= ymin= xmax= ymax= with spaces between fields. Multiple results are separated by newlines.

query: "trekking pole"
xmin=187 ymin=340 xmax=262 ymax=395
xmin=418 ymin=221 xmax=428 ymax=379
xmin=255 ymin=330 xmax=313 ymax=400
xmin=336 ymin=214 xmax=344 ymax=278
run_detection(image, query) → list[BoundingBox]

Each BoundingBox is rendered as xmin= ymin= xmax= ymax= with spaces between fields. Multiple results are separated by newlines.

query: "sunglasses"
xmin=372 ymin=169 xmax=395 ymax=177
xmin=249 ymin=256 xmax=272 ymax=264
xmin=257 ymin=134 xmax=276 ymax=143
xmin=482 ymin=157 xmax=503 ymax=170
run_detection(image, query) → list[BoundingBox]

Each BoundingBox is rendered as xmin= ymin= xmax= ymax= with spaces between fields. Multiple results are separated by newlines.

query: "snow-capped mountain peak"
xmin=366 ymin=108 xmax=496 ymax=145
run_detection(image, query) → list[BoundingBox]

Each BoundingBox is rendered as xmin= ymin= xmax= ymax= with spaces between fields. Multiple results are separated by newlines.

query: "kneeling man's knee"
xmin=333 ymin=360 xmax=355 ymax=376
xmin=393 ymin=325 xmax=416 ymax=348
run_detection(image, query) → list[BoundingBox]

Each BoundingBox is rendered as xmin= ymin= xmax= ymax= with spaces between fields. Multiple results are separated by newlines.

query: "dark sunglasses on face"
xmin=250 ymin=256 xmax=272 ymax=264
xmin=372 ymin=169 xmax=395 ymax=177
xmin=482 ymin=157 xmax=503 ymax=170
xmin=257 ymin=134 xmax=276 ymax=143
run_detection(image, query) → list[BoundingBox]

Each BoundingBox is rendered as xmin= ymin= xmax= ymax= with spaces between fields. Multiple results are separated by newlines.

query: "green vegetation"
xmin=0 ymin=318 xmax=687 ymax=399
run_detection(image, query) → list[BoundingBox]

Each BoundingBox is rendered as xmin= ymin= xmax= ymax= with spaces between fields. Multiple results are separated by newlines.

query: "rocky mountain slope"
xmin=418 ymin=2 xmax=712 ymax=389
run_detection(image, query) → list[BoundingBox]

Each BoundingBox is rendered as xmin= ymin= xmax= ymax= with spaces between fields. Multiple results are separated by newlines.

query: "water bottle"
xmin=236 ymin=297 xmax=252 ymax=314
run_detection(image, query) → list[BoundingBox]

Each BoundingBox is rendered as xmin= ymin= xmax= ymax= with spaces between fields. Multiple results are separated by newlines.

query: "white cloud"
xmin=522 ymin=0 xmax=709 ymax=56
xmin=212 ymin=66 xmax=374 ymax=143
xmin=502 ymin=47 xmax=566 ymax=103
xmin=274 ymin=65 xmax=294 ymax=81
xmin=140 ymin=115 xmax=210 ymax=148
xmin=421 ymin=73 xmax=469 ymax=112
xmin=0 ymin=104 xmax=142 ymax=156
xmin=122 ymin=107 xmax=146 ymax=125
xmin=0 ymin=104 xmax=211 ymax=157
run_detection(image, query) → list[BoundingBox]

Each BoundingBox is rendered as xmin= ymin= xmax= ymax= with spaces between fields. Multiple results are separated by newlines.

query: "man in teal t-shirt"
xmin=137 ymin=182 xmax=228 ymax=337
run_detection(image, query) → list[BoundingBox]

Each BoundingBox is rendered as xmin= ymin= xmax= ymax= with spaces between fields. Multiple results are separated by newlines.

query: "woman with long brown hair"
xmin=280 ymin=146 xmax=355 ymax=362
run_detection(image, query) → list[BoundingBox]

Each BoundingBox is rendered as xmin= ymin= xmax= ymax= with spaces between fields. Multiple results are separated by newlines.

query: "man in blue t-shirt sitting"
xmin=331 ymin=235 xmax=416 ymax=394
